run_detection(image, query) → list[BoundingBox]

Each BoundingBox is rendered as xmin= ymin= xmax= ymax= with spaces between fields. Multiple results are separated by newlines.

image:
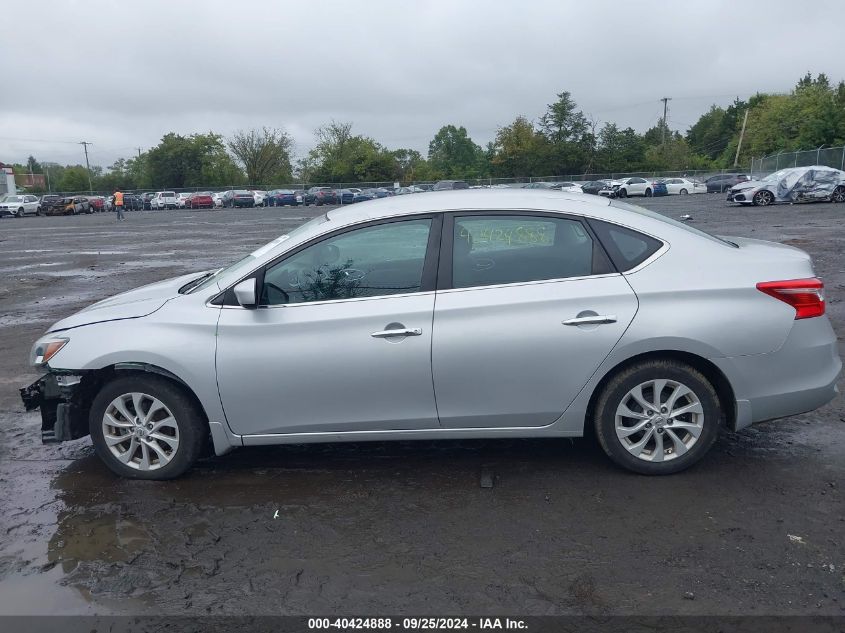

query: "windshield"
xmin=610 ymin=200 xmax=738 ymax=247
xmin=185 ymin=214 xmax=331 ymax=294
xmin=2 ymin=196 xmax=23 ymax=203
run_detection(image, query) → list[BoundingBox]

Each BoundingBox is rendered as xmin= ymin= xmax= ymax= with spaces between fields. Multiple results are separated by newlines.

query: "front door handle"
xmin=562 ymin=315 xmax=617 ymax=326
xmin=371 ymin=327 xmax=423 ymax=338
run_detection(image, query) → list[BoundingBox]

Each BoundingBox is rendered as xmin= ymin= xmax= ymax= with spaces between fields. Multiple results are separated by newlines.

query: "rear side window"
xmin=450 ymin=215 xmax=610 ymax=289
xmin=589 ymin=220 xmax=663 ymax=271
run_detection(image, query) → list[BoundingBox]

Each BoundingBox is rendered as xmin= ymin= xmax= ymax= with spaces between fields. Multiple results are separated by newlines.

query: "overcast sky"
xmin=2 ymin=0 xmax=844 ymax=168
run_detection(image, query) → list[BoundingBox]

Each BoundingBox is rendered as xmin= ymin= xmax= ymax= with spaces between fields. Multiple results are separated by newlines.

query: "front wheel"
xmin=16 ymin=207 xmax=25 ymax=218
xmin=89 ymin=375 xmax=208 ymax=479
xmin=593 ymin=359 xmax=721 ymax=475
xmin=831 ymin=185 xmax=845 ymax=203
xmin=617 ymin=189 xmax=627 ymax=198
xmin=679 ymin=188 xmax=688 ymax=195
xmin=644 ymin=188 xmax=653 ymax=197
xmin=752 ymin=190 xmax=774 ymax=206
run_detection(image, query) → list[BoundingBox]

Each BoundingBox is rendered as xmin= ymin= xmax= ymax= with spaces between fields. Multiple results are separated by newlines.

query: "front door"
xmin=432 ymin=213 xmax=638 ymax=428
xmin=216 ymin=217 xmax=440 ymax=436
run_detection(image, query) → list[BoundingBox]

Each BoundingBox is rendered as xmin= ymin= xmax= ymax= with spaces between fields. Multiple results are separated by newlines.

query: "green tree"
xmin=537 ymin=91 xmax=592 ymax=174
xmin=144 ymin=132 xmax=243 ymax=188
xmin=490 ymin=116 xmax=549 ymax=177
xmin=59 ymin=165 xmax=91 ymax=192
xmin=596 ymin=123 xmax=647 ymax=172
xmin=227 ymin=127 xmax=294 ymax=185
xmin=427 ymin=125 xmax=485 ymax=179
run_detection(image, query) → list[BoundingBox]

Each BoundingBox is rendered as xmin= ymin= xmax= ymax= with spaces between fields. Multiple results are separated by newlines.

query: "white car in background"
xmin=212 ymin=192 xmax=226 ymax=208
xmin=177 ymin=193 xmax=192 ymax=208
xmin=0 ymin=194 xmax=41 ymax=217
xmin=661 ymin=178 xmax=707 ymax=195
xmin=252 ymin=190 xmax=267 ymax=207
xmin=151 ymin=191 xmax=178 ymax=210
xmin=614 ymin=177 xmax=657 ymax=198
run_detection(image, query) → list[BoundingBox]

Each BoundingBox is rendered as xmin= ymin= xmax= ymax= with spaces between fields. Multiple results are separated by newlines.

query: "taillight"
xmin=756 ymin=278 xmax=825 ymax=319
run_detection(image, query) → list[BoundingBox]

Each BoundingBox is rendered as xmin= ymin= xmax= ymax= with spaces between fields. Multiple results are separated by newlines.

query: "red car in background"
xmin=85 ymin=196 xmax=105 ymax=212
xmin=187 ymin=192 xmax=215 ymax=209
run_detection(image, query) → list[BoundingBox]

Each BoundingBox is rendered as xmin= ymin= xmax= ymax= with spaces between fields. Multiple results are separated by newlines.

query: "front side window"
xmin=261 ymin=219 xmax=432 ymax=305
xmin=450 ymin=215 xmax=599 ymax=289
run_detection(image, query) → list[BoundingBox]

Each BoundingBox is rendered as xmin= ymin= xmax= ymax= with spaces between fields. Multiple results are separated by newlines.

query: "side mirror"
xmin=233 ymin=278 xmax=258 ymax=309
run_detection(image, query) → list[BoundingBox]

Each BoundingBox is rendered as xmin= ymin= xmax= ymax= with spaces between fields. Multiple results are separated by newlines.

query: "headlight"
xmin=31 ymin=338 xmax=69 ymax=366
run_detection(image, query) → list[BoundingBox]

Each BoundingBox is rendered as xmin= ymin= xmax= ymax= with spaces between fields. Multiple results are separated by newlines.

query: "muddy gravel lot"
xmin=0 ymin=195 xmax=842 ymax=617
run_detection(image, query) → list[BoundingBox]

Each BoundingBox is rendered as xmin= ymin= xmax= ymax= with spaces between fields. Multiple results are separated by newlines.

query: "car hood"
xmin=47 ymin=270 xmax=209 ymax=333
xmin=730 ymin=181 xmax=761 ymax=192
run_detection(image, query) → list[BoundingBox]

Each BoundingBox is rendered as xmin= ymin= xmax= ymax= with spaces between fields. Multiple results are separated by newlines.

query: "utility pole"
xmin=79 ymin=141 xmax=93 ymax=194
xmin=660 ymin=97 xmax=672 ymax=146
xmin=734 ymin=109 xmax=749 ymax=167
xmin=136 ymin=147 xmax=142 ymax=159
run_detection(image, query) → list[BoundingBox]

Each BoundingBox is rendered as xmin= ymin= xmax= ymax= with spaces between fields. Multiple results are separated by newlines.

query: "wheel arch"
xmin=81 ymin=362 xmax=239 ymax=456
xmin=584 ymin=350 xmax=737 ymax=433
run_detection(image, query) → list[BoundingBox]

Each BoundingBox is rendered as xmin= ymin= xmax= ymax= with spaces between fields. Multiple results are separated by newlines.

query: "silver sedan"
xmin=21 ymin=190 xmax=841 ymax=479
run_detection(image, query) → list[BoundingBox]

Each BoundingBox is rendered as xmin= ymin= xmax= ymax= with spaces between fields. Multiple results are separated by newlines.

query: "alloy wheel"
xmin=832 ymin=186 xmax=845 ymax=203
xmin=615 ymin=379 xmax=704 ymax=463
xmin=753 ymin=190 xmax=774 ymax=206
xmin=102 ymin=392 xmax=180 ymax=471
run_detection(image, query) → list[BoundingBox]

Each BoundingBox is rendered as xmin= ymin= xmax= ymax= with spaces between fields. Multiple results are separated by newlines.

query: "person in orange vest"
xmin=114 ymin=190 xmax=125 ymax=221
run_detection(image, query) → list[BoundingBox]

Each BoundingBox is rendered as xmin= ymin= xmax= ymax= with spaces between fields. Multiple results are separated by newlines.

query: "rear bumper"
xmin=20 ymin=372 xmax=93 ymax=443
xmin=711 ymin=317 xmax=842 ymax=429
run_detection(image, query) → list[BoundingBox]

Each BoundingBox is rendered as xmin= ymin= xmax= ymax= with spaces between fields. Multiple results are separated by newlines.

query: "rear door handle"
xmin=371 ymin=328 xmax=423 ymax=338
xmin=562 ymin=315 xmax=617 ymax=326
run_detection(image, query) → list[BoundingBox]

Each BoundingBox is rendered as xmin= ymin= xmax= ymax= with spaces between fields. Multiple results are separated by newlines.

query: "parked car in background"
xmin=614 ymin=177 xmax=667 ymax=198
xmin=45 ymin=196 xmax=91 ymax=216
xmin=124 ymin=194 xmax=144 ymax=211
xmin=433 ymin=180 xmax=469 ymax=191
xmin=705 ymin=173 xmax=749 ymax=193
xmin=396 ymin=186 xmax=428 ymax=195
xmin=212 ymin=192 xmax=226 ymax=208
xmin=141 ymin=193 xmax=156 ymax=210
xmin=22 ymin=190 xmax=841 ymax=479
xmin=304 ymin=187 xmax=338 ymax=206
xmin=187 ymin=192 xmax=215 ymax=209
xmin=580 ymin=181 xmax=616 ymax=197
xmin=0 ymin=194 xmax=41 ymax=218
xmin=337 ymin=189 xmax=356 ymax=205
xmin=523 ymin=181 xmax=583 ymax=193
xmin=353 ymin=189 xmax=379 ymax=203
xmin=223 ymin=190 xmax=256 ymax=208
xmin=727 ymin=166 xmax=845 ymax=207
xmin=38 ymin=195 xmax=64 ymax=216
xmin=266 ymin=189 xmax=302 ymax=207
xmin=252 ymin=190 xmax=267 ymax=207
xmin=660 ymin=177 xmax=707 ymax=195
xmin=177 ymin=193 xmax=192 ymax=208
xmin=151 ymin=191 xmax=178 ymax=210
xmin=86 ymin=196 xmax=106 ymax=212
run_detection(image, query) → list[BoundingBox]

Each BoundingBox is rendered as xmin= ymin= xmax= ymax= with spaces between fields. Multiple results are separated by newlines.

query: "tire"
xmin=752 ymin=190 xmax=774 ymax=206
xmin=679 ymin=188 xmax=688 ymax=195
xmin=89 ymin=375 xmax=208 ymax=480
xmin=36 ymin=206 xmax=43 ymax=216
xmin=16 ymin=207 xmax=25 ymax=218
xmin=593 ymin=359 xmax=721 ymax=475
xmin=832 ymin=185 xmax=845 ymax=203
xmin=644 ymin=188 xmax=653 ymax=198
xmin=616 ymin=189 xmax=627 ymax=198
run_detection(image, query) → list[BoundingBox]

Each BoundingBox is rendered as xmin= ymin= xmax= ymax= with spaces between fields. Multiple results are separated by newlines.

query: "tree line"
xmin=12 ymin=73 xmax=845 ymax=193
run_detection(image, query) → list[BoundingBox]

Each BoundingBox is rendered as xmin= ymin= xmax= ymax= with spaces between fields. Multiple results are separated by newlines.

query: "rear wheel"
xmin=832 ymin=185 xmax=845 ymax=203
xmin=89 ymin=375 xmax=207 ymax=480
xmin=594 ymin=359 xmax=721 ymax=475
xmin=679 ymin=188 xmax=688 ymax=195
xmin=644 ymin=188 xmax=653 ymax=197
xmin=752 ymin=190 xmax=774 ymax=206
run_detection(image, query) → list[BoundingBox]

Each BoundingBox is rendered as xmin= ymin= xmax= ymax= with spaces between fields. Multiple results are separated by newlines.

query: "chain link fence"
xmin=750 ymin=145 xmax=845 ymax=177
xmin=48 ymin=167 xmax=762 ymax=199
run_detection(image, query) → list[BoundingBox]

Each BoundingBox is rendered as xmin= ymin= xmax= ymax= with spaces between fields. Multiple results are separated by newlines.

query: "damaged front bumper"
xmin=20 ymin=372 xmax=93 ymax=443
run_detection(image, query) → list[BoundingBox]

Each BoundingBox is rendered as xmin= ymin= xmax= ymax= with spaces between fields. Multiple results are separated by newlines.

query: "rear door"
xmin=432 ymin=212 xmax=638 ymax=429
